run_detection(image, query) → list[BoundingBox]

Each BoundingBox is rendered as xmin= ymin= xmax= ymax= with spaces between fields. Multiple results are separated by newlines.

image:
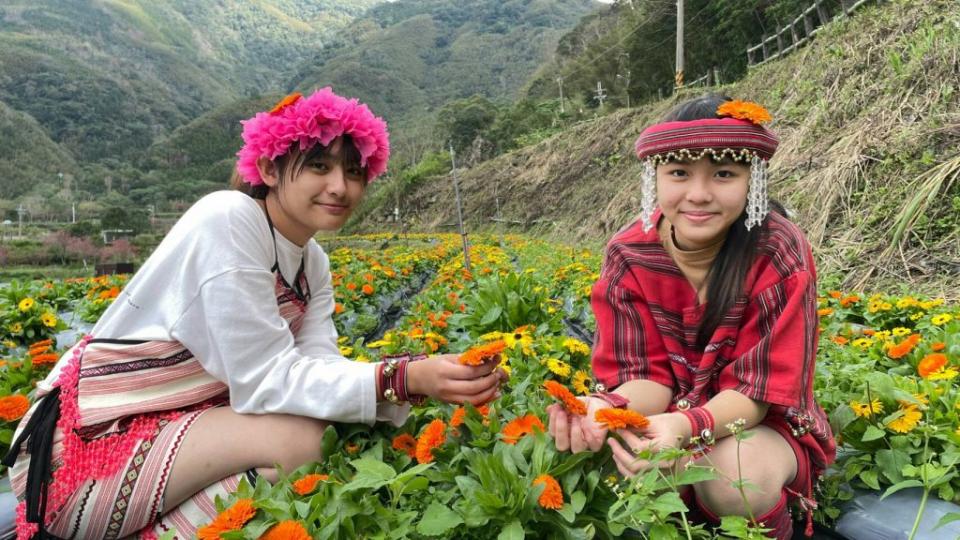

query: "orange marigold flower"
xmin=346 ymin=283 xmax=357 ymax=291
xmin=459 ymin=340 xmax=507 ymax=366
xmin=415 ymin=419 xmax=447 ymax=464
xmin=863 ymin=329 xmax=876 ymax=336
xmin=292 ymin=473 xmax=329 ymax=496
xmin=716 ymin=100 xmax=772 ymax=125
xmin=594 ymin=408 xmax=650 ymax=431
xmin=392 ymin=433 xmax=417 ymax=458
xmin=888 ymin=334 xmax=922 ymax=359
xmin=197 ymin=498 xmax=256 ymax=540
xmin=831 ymin=336 xmax=849 ymax=345
xmin=931 ymin=342 xmax=947 ymax=352
xmin=0 ymin=395 xmax=30 ymax=422
xmin=269 ymin=92 xmax=303 ymax=115
xmin=334 ymin=303 xmax=344 ymax=314
xmin=532 ymin=474 xmax=564 ymax=510
xmin=918 ymin=353 xmax=948 ymax=379
xmin=261 ymin=519 xmax=311 ymax=540
xmin=501 ymin=414 xmax=545 ymax=444
xmin=363 ymin=273 xmax=374 ymax=282
xmin=29 ymin=339 xmax=52 ymax=349
xmin=543 ymin=381 xmax=587 ymax=415
xmin=841 ymin=295 xmax=861 ymax=307
xmin=817 ymin=308 xmax=834 ymax=317
xmin=828 ymin=291 xmax=843 ymax=299
xmin=450 ymin=405 xmax=490 ymax=427
xmin=30 ymin=353 xmax=59 ymax=366
xmin=361 ymin=284 xmax=375 ymax=295
xmin=345 ymin=442 xmax=360 ymax=454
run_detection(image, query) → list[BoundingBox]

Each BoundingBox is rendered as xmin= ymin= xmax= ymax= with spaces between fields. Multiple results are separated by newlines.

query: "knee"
xmin=694 ymin=477 xmax=783 ymax=517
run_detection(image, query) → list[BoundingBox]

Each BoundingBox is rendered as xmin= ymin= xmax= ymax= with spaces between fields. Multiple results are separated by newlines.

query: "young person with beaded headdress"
xmin=547 ymin=94 xmax=836 ymax=539
xmin=4 ymin=88 xmax=505 ymax=539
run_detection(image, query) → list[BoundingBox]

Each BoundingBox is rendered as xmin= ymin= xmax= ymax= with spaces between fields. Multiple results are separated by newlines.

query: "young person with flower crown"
xmin=548 ymin=94 xmax=836 ymax=539
xmin=4 ymin=88 xmax=505 ymax=539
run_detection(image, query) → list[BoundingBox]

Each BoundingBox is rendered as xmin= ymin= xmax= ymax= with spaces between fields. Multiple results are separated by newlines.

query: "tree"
xmin=435 ymin=95 xmax=500 ymax=156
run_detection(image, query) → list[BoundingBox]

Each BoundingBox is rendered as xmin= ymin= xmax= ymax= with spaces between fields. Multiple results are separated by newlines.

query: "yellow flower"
xmin=10 ymin=323 xmax=22 ymax=334
xmin=480 ymin=331 xmax=505 ymax=341
xmin=562 ymin=338 xmax=591 ymax=356
xmin=40 ymin=313 xmax=57 ymax=327
xmin=546 ymin=358 xmax=571 ymax=378
xmin=572 ymin=370 xmax=592 ymax=395
xmin=18 ymin=298 xmax=35 ymax=312
xmin=339 ymin=346 xmax=353 ymax=357
xmin=932 ymin=314 xmax=953 ymax=326
xmin=850 ymin=399 xmax=883 ymax=418
xmin=503 ymin=327 xmax=534 ymax=355
xmin=891 ymin=327 xmax=911 ymax=337
xmin=354 ymin=354 xmax=370 ymax=363
xmin=886 ymin=405 xmax=922 ymax=433
xmin=852 ymin=338 xmax=873 ymax=349
xmin=927 ymin=367 xmax=959 ymax=381
xmin=337 ymin=336 xmax=348 ymax=344
xmin=366 ymin=339 xmax=391 ymax=348
xmin=910 ymin=313 xmax=925 ymax=321
xmin=896 ymin=298 xmax=917 ymax=309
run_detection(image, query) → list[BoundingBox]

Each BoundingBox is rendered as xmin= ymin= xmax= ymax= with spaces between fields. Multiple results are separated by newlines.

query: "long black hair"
xmin=661 ymin=94 xmax=785 ymax=350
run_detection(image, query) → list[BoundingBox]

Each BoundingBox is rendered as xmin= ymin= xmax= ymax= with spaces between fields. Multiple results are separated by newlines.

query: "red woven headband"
xmin=634 ymin=117 xmax=779 ymax=164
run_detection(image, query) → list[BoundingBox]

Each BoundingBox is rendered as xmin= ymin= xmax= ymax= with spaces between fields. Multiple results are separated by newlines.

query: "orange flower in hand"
xmin=532 ymin=474 xmax=564 ymax=510
xmin=543 ymin=381 xmax=587 ymax=415
xmin=594 ymin=408 xmax=650 ymax=430
xmin=460 ymin=340 xmax=507 ymax=366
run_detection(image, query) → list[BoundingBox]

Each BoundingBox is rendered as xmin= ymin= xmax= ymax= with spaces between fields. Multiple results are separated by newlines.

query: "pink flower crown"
xmin=236 ymin=87 xmax=390 ymax=185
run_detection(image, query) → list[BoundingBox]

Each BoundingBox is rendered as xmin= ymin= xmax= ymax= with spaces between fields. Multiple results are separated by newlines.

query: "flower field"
xmin=1 ymin=233 xmax=959 ymax=539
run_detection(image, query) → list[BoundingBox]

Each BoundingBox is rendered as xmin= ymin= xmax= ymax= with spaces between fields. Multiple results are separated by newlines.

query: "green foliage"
xmin=436 ymin=96 xmax=500 ymax=154
xmin=452 ymin=273 xmax=563 ymax=336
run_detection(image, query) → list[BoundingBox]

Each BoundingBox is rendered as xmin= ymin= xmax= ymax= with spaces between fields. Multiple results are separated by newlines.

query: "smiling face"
xmin=258 ymin=137 xmax=367 ymax=245
xmin=656 ymin=157 xmax=750 ymax=250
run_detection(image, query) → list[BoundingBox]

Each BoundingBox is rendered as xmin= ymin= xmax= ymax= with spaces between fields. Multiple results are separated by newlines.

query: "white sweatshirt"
xmin=49 ymin=190 xmax=407 ymax=425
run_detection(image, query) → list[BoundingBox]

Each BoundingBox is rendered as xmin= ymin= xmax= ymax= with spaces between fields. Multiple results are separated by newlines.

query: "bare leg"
xmin=162 ymin=407 xmax=328 ymax=510
xmin=692 ymin=424 xmax=797 ymax=517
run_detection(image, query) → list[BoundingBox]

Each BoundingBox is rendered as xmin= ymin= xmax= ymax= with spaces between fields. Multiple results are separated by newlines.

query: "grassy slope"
xmin=349 ymin=0 xmax=960 ymax=295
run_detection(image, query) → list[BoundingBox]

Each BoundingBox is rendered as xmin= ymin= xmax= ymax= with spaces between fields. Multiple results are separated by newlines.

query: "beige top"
xmin=658 ymin=218 xmax=725 ymax=303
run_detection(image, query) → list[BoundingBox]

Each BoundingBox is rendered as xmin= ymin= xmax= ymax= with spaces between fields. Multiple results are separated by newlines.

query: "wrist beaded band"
xmin=378 ymin=353 xmax=428 ymax=406
xmin=590 ymin=391 xmax=629 ymax=409
xmin=679 ymin=406 xmax=716 ymax=447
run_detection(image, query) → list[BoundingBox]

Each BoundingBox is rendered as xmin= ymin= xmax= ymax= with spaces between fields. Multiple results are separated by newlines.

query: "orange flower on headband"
xmin=716 ymin=100 xmax=772 ymax=125
xmin=270 ymin=92 xmax=303 ymax=115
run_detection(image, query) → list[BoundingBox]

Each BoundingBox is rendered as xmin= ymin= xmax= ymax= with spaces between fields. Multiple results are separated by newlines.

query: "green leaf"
xmin=935 ymin=512 xmax=960 ymax=530
xmin=497 ymin=519 xmax=525 ymax=540
xmin=417 ymin=501 xmax=464 ymax=536
xmin=294 ymin=500 xmax=311 ymax=519
xmin=320 ymin=424 xmax=339 ymax=459
xmin=859 ymin=470 xmax=880 ymax=490
xmin=342 ymin=458 xmax=396 ymax=492
xmin=558 ymin=502 xmax=576 ymax=523
xmin=876 ymin=449 xmax=909 ymax=484
xmin=861 ymin=425 xmax=886 ymax=442
xmin=880 ymin=479 xmax=923 ymax=500
xmin=480 ymin=305 xmax=503 ymax=325
xmin=650 ymin=492 xmax=688 ymax=515
xmin=570 ymin=490 xmax=586 ymax=513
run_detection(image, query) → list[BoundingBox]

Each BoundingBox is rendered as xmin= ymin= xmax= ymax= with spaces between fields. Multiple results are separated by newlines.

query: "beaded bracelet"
xmin=678 ymin=406 xmax=716 ymax=447
xmin=377 ymin=353 xmax=428 ymax=405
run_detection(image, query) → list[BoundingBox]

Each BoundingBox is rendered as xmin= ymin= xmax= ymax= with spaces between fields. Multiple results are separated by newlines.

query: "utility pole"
xmin=617 ymin=69 xmax=632 ymax=108
xmin=594 ymin=81 xmax=607 ymax=107
xmin=675 ymin=0 xmax=685 ymax=88
xmin=556 ymin=76 xmax=565 ymax=114
xmin=449 ymin=143 xmax=471 ymax=273
xmin=17 ymin=203 xmax=25 ymax=238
